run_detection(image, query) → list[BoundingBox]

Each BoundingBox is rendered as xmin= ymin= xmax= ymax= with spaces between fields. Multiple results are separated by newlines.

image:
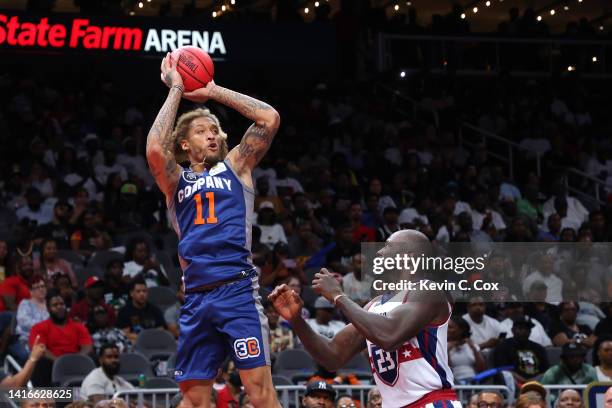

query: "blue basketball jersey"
xmin=169 ymin=159 xmax=254 ymax=290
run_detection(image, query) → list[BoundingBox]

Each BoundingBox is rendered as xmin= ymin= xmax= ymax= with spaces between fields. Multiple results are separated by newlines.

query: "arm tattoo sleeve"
xmin=210 ymin=86 xmax=273 ymax=121
xmin=147 ymin=88 xmax=182 ymax=181
xmin=237 ymin=123 xmax=274 ymax=163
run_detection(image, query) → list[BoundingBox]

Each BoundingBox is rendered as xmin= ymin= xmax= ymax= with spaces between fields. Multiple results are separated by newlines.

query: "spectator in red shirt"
xmin=69 ymin=276 xmax=116 ymax=326
xmin=216 ymin=359 xmax=241 ymax=408
xmin=29 ymin=290 xmax=93 ymax=386
xmin=1 ymin=256 xmax=33 ymax=311
xmin=348 ymin=202 xmax=375 ymax=242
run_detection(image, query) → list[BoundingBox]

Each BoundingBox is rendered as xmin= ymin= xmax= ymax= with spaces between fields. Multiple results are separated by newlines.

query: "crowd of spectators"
xmin=1 ymin=6 xmax=612 ymax=402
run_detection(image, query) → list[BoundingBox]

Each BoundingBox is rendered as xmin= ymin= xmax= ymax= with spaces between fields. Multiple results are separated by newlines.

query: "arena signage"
xmin=0 ymin=14 xmax=226 ymax=56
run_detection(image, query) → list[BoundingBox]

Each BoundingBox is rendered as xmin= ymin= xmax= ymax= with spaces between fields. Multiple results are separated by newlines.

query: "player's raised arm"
xmin=183 ymin=83 xmax=280 ymax=173
xmin=146 ymin=53 xmax=183 ymax=198
xmin=268 ymin=284 xmax=366 ymax=371
xmin=313 ymin=269 xmax=446 ymax=351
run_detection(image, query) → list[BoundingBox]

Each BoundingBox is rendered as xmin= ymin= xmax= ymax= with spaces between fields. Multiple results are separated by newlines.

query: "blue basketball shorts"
xmin=174 ymin=272 xmax=270 ymax=382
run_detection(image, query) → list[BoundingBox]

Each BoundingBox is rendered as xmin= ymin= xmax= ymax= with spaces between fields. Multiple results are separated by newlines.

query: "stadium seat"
xmin=148 ymin=286 xmax=177 ymax=311
xmin=88 ymin=250 xmax=125 ymax=269
xmin=273 ymin=349 xmax=317 ymax=382
xmin=145 ymin=377 xmax=179 ymax=388
xmin=135 ymin=329 xmax=177 ymax=361
xmin=52 ymin=353 xmax=96 ymax=387
xmin=272 ymin=374 xmax=294 ymax=385
xmin=119 ymin=352 xmax=154 ymax=386
xmin=57 ymin=249 xmax=85 ymax=267
xmin=546 ymin=346 xmax=562 ymax=366
xmin=338 ymin=352 xmax=373 ymax=379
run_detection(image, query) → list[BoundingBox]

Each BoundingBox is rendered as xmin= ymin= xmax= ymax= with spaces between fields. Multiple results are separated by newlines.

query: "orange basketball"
xmin=171 ymin=46 xmax=215 ymax=92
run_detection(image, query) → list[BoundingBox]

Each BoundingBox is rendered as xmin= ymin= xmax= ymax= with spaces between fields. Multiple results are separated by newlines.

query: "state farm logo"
xmin=0 ymin=14 xmax=227 ymax=55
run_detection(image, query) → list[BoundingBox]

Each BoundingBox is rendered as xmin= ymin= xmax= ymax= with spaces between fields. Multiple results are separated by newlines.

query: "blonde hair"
xmin=171 ymin=108 xmax=228 ymax=164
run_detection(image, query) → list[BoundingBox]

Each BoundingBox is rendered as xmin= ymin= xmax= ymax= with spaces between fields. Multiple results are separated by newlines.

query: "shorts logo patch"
xmin=182 ymin=171 xmax=198 ymax=183
xmin=234 ymin=337 xmax=261 ymax=359
xmin=174 ymin=370 xmax=183 ymax=377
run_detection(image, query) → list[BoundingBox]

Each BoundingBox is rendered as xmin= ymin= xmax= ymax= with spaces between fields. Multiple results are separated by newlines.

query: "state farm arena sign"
xmin=0 ymin=13 xmax=226 ymax=58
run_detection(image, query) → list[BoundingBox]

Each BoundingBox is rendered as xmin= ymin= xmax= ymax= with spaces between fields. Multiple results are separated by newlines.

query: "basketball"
xmin=171 ymin=46 xmax=215 ymax=92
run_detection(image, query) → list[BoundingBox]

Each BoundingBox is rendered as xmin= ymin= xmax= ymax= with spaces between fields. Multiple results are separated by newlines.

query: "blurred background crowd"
xmin=2 ymin=0 xmax=612 ymax=407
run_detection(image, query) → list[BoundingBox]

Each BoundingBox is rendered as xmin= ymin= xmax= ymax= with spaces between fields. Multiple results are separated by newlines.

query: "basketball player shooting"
xmin=147 ymin=53 xmax=281 ymax=407
xmin=269 ymin=230 xmax=461 ymax=408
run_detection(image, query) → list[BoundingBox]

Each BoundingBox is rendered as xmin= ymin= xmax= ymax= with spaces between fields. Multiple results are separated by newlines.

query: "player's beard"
xmin=204 ymin=152 xmax=221 ymax=167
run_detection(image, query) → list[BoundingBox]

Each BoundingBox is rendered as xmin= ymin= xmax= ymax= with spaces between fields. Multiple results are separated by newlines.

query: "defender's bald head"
xmin=387 ymin=229 xmax=430 ymax=244
xmin=380 ymin=229 xmax=434 ymax=261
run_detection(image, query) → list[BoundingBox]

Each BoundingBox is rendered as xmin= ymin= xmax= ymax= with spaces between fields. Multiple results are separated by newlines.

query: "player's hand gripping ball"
xmin=170 ymin=46 xmax=215 ymax=92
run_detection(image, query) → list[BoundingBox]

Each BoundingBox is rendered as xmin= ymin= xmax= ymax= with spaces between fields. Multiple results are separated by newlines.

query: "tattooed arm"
xmin=146 ymin=53 xmax=183 ymax=198
xmin=184 ymin=83 xmax=280 ymax=174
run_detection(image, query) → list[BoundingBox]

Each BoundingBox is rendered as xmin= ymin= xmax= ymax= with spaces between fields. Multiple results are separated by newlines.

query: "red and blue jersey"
xmin=168 ymin=160 xmax=255 ymax=290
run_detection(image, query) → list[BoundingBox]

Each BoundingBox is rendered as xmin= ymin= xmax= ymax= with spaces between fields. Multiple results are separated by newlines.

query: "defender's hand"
xmin=312 ymin=268 xmax=344 ymax=303
xmin=183 ymin=80 xmax=216 ymax=103
xmin=268 ymin=284 xmax=303 ymax=322
xmin=160 ymin=52 xmax=184 ymax=89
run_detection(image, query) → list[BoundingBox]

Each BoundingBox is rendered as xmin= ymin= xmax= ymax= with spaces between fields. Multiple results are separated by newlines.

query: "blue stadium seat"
xmin=135 ymin=329 xmax=177 ymax=361
xmin=119 ymin=352 xmax=154 ymax=386
xmin=147 ymin=286 xmax=177 ymax=311
xmin=273 ymin=349 xmax=316 ymax=383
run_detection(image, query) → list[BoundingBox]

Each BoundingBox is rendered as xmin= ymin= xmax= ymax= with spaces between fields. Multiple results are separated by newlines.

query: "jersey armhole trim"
xmin=166 ymin=165 xmax=183 ymax=209
xmin=428 ymin=301 xmax=453 ymax=328
xmin=224 ymin=159 xmax=255 ymax=195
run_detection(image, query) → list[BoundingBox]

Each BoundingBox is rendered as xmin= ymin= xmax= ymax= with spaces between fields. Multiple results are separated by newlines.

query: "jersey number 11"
xmin=194 ymin=192 xmax=218 ymax=225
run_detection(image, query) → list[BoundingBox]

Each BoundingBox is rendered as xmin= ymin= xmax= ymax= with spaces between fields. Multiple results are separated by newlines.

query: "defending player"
xmin=269 ymin=230 xmax=461 ymax=408
xmin=146 ymin=54 xmax=281 ymax=407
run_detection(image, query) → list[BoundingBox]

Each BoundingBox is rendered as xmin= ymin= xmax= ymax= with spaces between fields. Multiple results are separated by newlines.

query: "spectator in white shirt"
xmin=463 ymin=296 xmax=503 ymax=350
xmin=542 ymin=184 xmax=588 ymax=233
xmin=307 ymin=297 xmax=346 ymax=339
xmin=448 ymin=316 xmax=486 ymax=383
xmin=522 ymin=253 xmax=563 ymax=304
xmin=274 ymin=163 xmax=304 ymax=198
xmin=256 ymin=201 xmax=288 ymax=249
xmin=16 ymin=187 xmax=53 ymax=226
xmin=94 ymin=143 xmax=128 ymax=186
xmin=471 ymin=191 xmax=506 ymax=235
xmin=77 ymin=133 xmax=105 ymax=168
xmin=398 ymin=195 xmax=432 ymax=227
xmin=123 ymin=239 xmax=169 ymax=288
xmin=499 ymin=303 xmax=552 ymax=347
xmin=80 ymin=344 xmax=134 ymax=403
xmin=342 ymin=254 xmax=372 ymax=306
xmin=594 ymin=337 xmax=612 ymax=382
